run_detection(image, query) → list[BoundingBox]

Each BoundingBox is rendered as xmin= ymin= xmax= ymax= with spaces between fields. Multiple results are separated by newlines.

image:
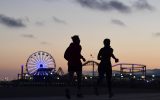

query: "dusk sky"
xmin=0 ymin=0 xmax=160 ymax=80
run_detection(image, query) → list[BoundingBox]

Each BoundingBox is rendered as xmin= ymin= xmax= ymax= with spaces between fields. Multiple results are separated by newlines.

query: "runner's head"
xmin=71 ymin=35 xmax=80 ymax=44
xmin=103 ymin=38 xmax=110 ymax=47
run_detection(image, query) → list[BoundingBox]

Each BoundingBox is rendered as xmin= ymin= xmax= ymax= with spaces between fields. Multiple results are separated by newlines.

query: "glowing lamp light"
xmin=133 ymin=76 xmax=136 ymax=79
xmin=141 ymin=76 xmax=145 ymax=79
xmin=25 ymin=74 xmax=29 ymax=77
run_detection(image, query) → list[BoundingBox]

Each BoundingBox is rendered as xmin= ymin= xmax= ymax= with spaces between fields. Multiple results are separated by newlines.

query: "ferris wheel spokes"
xmin=26 ymin=51 xmax=56 ymax=76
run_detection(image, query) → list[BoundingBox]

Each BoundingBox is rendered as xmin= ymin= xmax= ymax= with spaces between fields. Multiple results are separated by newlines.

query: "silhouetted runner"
xmin=95 ymin=38 xmax=119 ymax=98
xmin=64 ymin=35 xmax=86 ymax=99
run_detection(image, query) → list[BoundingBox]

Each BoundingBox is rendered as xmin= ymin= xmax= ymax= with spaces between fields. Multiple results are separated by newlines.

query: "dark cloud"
xmin=0 ymin=14 xmax=26 ymax=28
xmin=21 ymin=34 xmax=35 ymax=38
xmin=53 ymin=16 xmax=67 ymax=24
xmin=133 ymin=0 xmax=154 ymax=11
xmin=76 ymin=0 xmax=155 ymax=13
xmin=111 ymin=19 xmax=126 ymax=26
xmin=153 ymin=32 xmax=160 ymax=37
xmin=76 ymin=0 xmax=131 ymax=13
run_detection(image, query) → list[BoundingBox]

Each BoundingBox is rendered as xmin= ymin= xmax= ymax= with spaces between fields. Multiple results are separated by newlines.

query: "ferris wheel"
xmin=26 ymin=51 xmax=56 ymax=76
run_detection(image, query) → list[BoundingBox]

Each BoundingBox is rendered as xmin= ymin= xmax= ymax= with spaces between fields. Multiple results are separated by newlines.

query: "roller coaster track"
xmin=82 ymin=61 xmax=147 ymax=77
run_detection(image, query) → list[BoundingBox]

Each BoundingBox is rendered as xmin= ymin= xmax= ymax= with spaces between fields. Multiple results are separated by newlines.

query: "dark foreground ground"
xmin=0 ymin=93 xmax=160 ymax=100
xmin=0 ymin=86 xmax=160 ymax=100
xmin=1 ymin=79 xmax=160 ymax=100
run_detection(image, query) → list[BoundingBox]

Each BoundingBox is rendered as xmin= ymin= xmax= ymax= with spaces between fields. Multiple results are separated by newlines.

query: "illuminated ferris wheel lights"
xmin=26 ymin=51 xmax=56 ymax=76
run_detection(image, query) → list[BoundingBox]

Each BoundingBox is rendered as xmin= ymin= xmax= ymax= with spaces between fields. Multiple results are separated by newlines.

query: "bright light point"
xmin=133 ymin=76 xmax=136 ymax=79
xmin=152 ymin=75 xmax=155 ymax=78
xmin=141 ymin=76 xmax=145 ymax=79
xmin=57 ymin=77 xmax=59 ymax=80
xmin=25 ymin=74 xmax=29 ymax=77
xmin=84 ymin=76 xmax=87 ymax=80
xmin=4 ymin=77 xmax=9 ymax=81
